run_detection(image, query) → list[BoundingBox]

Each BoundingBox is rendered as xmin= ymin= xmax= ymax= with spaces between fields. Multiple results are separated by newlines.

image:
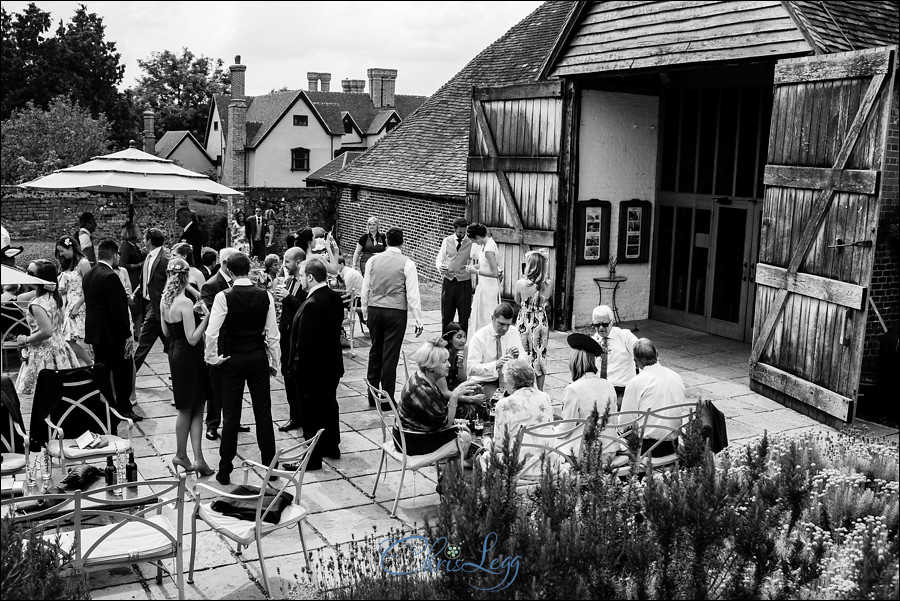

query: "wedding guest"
xmin=274 ymin=247 xmax=307 ymax=432
xmin=437 ymin=323 xmax=482 ymax=420
xmin=200 ymin=249 xmax=219 ymax=280
xmin=514 ymin=250 xmax=551 ymax=390
xmin=352 ymin=216 xmax=386 ymax=276
xmin=118 ymin=222 xmax=145 ymax=338
xmin=161 ymin=258 xmax=214 ymax=477
xmin=435 ymin=217 xmax=473 ymax=334
xmin=246 ymin=207 xmax=265 ymax=261
xmin=172 ymin=242 xmax=206 ymax=298
xmin=176 ymin=207 xmax=203 ymax=269
xmin=14 ymin=260 xmax=79 ymax=395
xmin=77 ymin=212 xmax=97 ymax=265
xmin=361 ymin=227 xmax=424 ymax=407
xmin=591 ymin=305 xmax=639 ymax=408
xmin=559 ymin=333 xmax=618 ymax=459
xmin=54 ymin=235 xmax=93 ymax=365
xmin=133 ymin=228 xmax=170 ymax=374
xmin=204 ymin=253 xmax=280 ymax=485
xmin=230 ymin=210 xmax=249 ymax=254
xmin=466 ymin=303 xmax=526 ymax=400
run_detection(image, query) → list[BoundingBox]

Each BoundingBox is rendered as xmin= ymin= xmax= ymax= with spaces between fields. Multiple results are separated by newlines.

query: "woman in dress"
xmin=351 ymin=216 xmax=386 ymax=276
xmin=54 ymin=235 xmax=92 ymax=365
xmin=465 ymin=223 xmax=501 ymax=337
xmin=14 ymin=260 xmax=79 ymax=395
xmin=230 ymin=210 xmax=250 ymax=255
xmin=514 ymin=251 xmax=552 ymax=390
xmin=171 ymin=242 xmax=206 ymax=301
xmin=160 ymin=258 xmax=213 ymax=476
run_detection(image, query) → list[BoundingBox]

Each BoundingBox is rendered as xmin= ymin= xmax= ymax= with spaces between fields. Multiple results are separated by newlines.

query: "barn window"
xmin=293 ymin=115 xmax=308 ymax=127
xmin=290 ymin=147 xmax=310 ymax=171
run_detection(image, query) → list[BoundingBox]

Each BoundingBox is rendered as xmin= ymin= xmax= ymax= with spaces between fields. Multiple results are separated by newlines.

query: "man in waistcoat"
xmin=273 ymin=247 xmax=307 ymax=431
xmin=204 ymin=253 xmax=280 ymax=485
xmin=361 ymin=227 xmax=423 ymax=408
xmin=435 ymin=217 xmax=473 ymax=334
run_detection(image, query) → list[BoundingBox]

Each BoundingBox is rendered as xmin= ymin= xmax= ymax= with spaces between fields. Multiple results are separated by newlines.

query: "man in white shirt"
xmin=591 ymin=305 xmax=639 ymax=408
xmin=467 ymin=303 xmax=526 ymax=400
xmin=204 ymin=252 xmax=280 ymax=485
xmin=435 ymin=217 xmax=474 ymax=333
xmin=361 ymin=227 xmax=423 ymax=407
xmin=620 ymin=338 xmax=688 ymax=458
xmin=133 ymin=228 xmax=170 ymax=374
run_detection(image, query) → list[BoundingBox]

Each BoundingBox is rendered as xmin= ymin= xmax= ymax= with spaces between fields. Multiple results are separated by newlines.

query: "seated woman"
xmin=395 ymin=339 xmax=482 ymax=457
xmin=435 ymin=323 xmax=484 ymax=420
xmin=559 ymin=333 xmax=618 ymax=458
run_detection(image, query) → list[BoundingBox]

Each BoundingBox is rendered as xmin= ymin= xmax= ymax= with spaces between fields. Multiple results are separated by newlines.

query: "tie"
xmin=495 ymin=334 xmax=503 ymax=366
xmin=286 ymin=277 xmax=296 ymax=296
xmin=456 ymin=237 xmax=463 ymax=251
xmin=143 ymin=253 xmax=152 ymax=300
xmin=600 ymin=337 xmax=609 ymax=379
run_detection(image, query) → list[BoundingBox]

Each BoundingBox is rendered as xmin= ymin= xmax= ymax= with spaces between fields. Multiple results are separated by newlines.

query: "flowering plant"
xmin=608 ymin=255 xmax=617 ymax=276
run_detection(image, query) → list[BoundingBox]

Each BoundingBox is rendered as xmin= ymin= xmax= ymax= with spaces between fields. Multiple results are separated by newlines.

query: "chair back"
xmin=365 ymin=381 xmax=404 ymax=454
xmin=514 ymin=419 xmax=587 ymax=483
xmin=35 ymin=366 xmax=119 ymax=447
xmin=638 ymin=402 xmax=698 ymax=458
xmin=252 ymin=430 xmax=324 ymax=525
xmin=0 ymin=301 xmax=28 ymax=337
xmin=596 ymin=402 xmax=698 ymax=475
xmin=400 ymin=350 xmax=410 ymax=381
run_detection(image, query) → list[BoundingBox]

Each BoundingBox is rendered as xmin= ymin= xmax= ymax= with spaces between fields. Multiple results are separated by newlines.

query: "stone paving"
xmin=12 ymin=309 xmax=897 ymax=599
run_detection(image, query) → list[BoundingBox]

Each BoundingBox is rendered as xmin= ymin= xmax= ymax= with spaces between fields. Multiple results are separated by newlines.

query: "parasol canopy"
xmin=1 ymin=264 xmax=54 ymax=286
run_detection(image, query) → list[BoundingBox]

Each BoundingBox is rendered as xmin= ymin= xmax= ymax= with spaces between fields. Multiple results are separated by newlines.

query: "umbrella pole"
xmin=226 ymin=196 xmax=233 ymax=247
xmin=128 ymin=189 xmax=135 ymax=222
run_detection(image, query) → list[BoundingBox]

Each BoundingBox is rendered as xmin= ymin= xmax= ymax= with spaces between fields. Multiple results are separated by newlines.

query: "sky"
xmin=3 ymin=1 xmax=545 ymax=97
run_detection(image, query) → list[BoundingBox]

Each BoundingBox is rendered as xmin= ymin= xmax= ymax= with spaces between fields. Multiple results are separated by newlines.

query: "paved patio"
xmin=12 ymin=309 xmax=895 ymax=599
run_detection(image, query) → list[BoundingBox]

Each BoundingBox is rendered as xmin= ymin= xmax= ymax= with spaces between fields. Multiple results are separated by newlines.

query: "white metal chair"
xmin=401 ymin=349 xmax=412 ymax=382
xmin=366 ymin=381 xmax=461 ymax=516
xmin=6 ymin=476 xmax=188 ymax=600
xmin=38 ymin=366 xmax=134 ymax=477
xmin=512 ymin=418 xmax=588 ymax=486
xmin=188 ymin=431 xmax=323 ymax=596
xmin=342 ymin=291 xmax=358 ymax=357
xmin=1 ymin=396 xmax=29 ymax=477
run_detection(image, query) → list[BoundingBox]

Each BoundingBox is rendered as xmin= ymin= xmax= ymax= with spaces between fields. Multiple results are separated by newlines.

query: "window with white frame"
xmin=291 ymin=147 xmax=310 ymax=171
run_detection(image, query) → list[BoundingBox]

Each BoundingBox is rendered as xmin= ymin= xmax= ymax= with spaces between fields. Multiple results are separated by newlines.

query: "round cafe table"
xmin=593 ymin=275 xmax=638 ymax=332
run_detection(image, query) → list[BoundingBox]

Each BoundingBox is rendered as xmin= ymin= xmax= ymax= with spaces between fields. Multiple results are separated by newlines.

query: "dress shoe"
xmin=237 ymin=424 xmax=251 ymax=433
xmin=215 ymin=472 xmax=231 ymax=486
xmin=281 ymin=461 xmax=300 ymax=471
xmin=123 ymin=411 xmax=144 ymax=422
xmin=323 ymin=450 xmax=341 ymax=460
xmin=278 ymin=420 xmax=303 ymax=432
xmin=205 ymin=429 xmax=219 ymax=441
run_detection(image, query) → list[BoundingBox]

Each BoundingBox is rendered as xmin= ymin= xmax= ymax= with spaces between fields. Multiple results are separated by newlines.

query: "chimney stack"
xmin=307 ymin=72 xmax=319 ymax=92
xmin=142 ymin=109 xmax=156 ymax=155
xmin=368 ymin=68 xmax=398 ymax=108
xmin=319 ymin=73 xmax=331 ymax=93
xmin=341 ymin=79 xmax=352 ymax=93
xmin=225 ymin=56 xmax=248 ymax=187
xmin=353 ymin=79 xmax=366 ymax=94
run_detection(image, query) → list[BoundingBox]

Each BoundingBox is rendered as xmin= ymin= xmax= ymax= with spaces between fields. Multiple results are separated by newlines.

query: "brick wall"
xmin=335 ymin=187 xmax=465 ymax=283
xmin=572 ymin=90 xmax=659 ymax=327
xmin=235 ymin=186 xmax=337 ymax=254
xmin=863 ymin=73 xmax=900 ymax=375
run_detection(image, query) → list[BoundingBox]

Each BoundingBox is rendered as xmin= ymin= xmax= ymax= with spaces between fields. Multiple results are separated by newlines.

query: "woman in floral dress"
xmin=54 ymin=235 xmax=92 ymax=365
xmin=15 ymin=260 xmax=80 ymax=395
xmin=514 ymin=251 xmax=552 ymax=390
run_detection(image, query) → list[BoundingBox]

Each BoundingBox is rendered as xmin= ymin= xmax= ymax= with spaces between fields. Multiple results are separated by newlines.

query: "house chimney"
xmin=368 ymin=68 xmax=397 ymax=108
xmin=341 ymin=79 xmax=352 ymax=93
xmin=224 ymin=56 xmax=248 ymax=187
xmin=319 ymin=73 xmax=331 ymax=93
xmin=142 ymin=109 xmax=156 ymax=155
xmin=352 ymin=79 xmax=366 ymax=94
xmin=307 ymin=72 xmax=319 ymax=92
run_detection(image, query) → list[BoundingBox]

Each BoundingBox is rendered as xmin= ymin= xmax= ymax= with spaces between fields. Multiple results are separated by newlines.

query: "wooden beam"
xmin=467 ymin=157 xmax=559 ymax=173
xmin=754 ymin=263 xmax=866 ymax=310
xmin=764 ymin=165 xmax=879 ymax=195
xmin=775 ymin=50 xmax=891 ymax=84
xmin=750 ymin=361 xmax=851 ymax=421
xmin=490 ymin=227 xmax=555 ymax=247
xmin=473 ymin=82 xmax=563 ymax=102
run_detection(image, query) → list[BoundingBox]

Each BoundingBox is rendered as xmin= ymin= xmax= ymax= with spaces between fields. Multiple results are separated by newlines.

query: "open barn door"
xmin=467 ymin=82 xmax=564 ymax=311
xmin=751 ymin=47 xmax=896 ymax=423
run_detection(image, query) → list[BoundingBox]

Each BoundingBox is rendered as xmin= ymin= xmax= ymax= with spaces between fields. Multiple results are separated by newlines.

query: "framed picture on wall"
xmin=575 ymin=199 xmax=611 ymax=265
xmin=617 ymin=199 xmax=652 ymax=263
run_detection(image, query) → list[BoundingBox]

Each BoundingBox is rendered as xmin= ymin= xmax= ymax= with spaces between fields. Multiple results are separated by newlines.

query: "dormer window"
xmin=214 ymin=121 xmax=219 ymax=131
xmin=291 ymin=147 xmax=310 ymax=171
xmin=344 ymin=118 xmax=353 ymax=134
xmin=386 ymin=118 xmax=399 ymax=133
xmin=293 ymin=115 xmax=308 ymax=127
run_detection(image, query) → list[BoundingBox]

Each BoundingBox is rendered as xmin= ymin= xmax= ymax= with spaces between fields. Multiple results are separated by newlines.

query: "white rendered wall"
xmin=206 ymin=103 xmax=224 ymax=177
xmin=169 ymin=140 xmax=214 ymax=176
xmin=573 ymin=90 xmax=659 ymax=328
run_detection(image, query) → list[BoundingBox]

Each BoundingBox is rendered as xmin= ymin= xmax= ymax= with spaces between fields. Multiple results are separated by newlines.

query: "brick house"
xmin=204 ymin=57 xmax=427 ymax=188
xmin=320 ymin=1 xmax=898 ymax=426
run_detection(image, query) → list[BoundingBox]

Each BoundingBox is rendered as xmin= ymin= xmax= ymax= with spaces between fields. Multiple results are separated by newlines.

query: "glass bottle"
xmin=125 ymin=451 xmax=138 ymax=493
xmin=41 ymin=446 xmax=51 ymax=491
xmin=26 ymin=455 xmax=36 ymax=493
xmin=113 ymin=452 xmax=125 ymax=497
xmin=105 ymin=455 xmax=116 ymax=487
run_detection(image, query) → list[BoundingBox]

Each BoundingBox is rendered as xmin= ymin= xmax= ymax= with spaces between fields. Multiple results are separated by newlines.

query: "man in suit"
xmin=133 ymin=228 xmax=169 ymax=374
xmin=285 ymin=257 xmax=344 ymax=470
xmin=246 ymin=207 xmax=265 ymax=261
xmin=200 ymin=249 xmax=218 ymax=280
xmin=176 ymin=207 xmax=203 ymax=268
xmin=200 ymin=247 xmax=249 ymax=440
xmin=205 ymin=253 xmax=280 ymax=485
xmin=83 ymin=239 xmax=142 ymax=421
xmin=273 ymin=247 xmax=307 ymax=431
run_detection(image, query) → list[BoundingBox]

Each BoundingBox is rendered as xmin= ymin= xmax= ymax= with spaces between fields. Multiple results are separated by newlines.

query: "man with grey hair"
xmin=620 ymin=338 xmax=687 ymax=458
xmin=591 ymin=304 xmax=638 ymax=408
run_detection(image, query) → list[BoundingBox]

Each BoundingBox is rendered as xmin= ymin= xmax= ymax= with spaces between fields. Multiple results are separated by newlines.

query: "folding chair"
xmin=189 ymin=431 xmax=323 ymax=596
xmin=366 ymin=381 xmax=461 ymax=516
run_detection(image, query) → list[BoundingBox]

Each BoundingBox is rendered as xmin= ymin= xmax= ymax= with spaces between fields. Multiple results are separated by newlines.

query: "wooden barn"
xmin=324 ymin=1 xmax=899 ymax=425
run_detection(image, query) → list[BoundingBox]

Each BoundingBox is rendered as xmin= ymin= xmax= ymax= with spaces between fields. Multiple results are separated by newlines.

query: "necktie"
xmin=495 ymin=334 xmax=503 ymax=369
xmin=456 ymin=237 xmax=463 ymax=251
xmin=600 ymin=337 xmax=609 ymax=379
xmin=143 ymin=252 xmax=152 ymax=299
xmin=286 ymin=277 xmax=296 ymax=296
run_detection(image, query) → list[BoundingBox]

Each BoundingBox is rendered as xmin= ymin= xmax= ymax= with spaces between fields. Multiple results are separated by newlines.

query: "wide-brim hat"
xmin=567 ymin=332 xmax=603 ymax=356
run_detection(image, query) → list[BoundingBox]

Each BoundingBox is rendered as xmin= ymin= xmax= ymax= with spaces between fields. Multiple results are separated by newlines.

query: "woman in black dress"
xmin=160 ymin=258 xmax=213 ymax=476
xmin=351 ymin=217 xmax=386 ymax=276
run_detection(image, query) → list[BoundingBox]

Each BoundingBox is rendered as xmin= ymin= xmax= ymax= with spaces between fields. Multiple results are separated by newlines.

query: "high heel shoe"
xmin=192 ymin=461 xmax=215 ymax=477
xmin=172 ymin=457 xmax=195 ymax=473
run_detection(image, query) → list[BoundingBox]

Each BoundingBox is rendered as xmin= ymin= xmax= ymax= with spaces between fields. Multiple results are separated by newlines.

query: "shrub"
xmin=1 ymin=516 xmax=92 ymax=599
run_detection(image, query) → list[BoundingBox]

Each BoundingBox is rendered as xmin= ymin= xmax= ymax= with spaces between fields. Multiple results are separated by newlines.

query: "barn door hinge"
xmin=828 ymin=238 xmax=873 ymax=250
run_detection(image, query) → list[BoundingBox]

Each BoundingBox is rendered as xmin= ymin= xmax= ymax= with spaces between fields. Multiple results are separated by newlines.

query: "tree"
xmin=133 ymin=48 xmax=229 ymax=144
xmin=0 ymin=95 xmax=111 ymax=185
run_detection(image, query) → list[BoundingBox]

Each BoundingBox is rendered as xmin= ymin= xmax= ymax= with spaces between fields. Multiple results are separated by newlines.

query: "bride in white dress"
xmin=465 ymin=223 xmax=501 ymax=337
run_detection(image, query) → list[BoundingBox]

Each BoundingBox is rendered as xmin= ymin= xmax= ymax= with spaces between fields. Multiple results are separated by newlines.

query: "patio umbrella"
xmin=19 ymin=143 xmax=242 ymax=220
xmin=1 ymin=264 xmax=54 ymax=286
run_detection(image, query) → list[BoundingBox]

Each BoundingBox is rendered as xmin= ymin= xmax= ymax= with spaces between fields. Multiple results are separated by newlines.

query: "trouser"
xmin=300 ymin=376 xmax=341 ymax=467
xmin=218 ymin=351 xmax=276 ymax=477
xmin=93 ymin=341 xmax=134 ymax=416
xmin=133 ymin=309 xmax=168 ymax=373
xmin=366 ymin=307 xmax=407 ymax=402
xmin=251 ymin=239 xmax=265 ymax=261
xmin=205 ymin=364 xmax=222 ymax=430
xmin=284 ymin=373 xmax=304 ymax=423
xmin=441 ymin=277 xmax=473 ymax=334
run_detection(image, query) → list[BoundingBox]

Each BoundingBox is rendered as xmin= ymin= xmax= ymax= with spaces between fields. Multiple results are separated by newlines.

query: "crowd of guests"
xmin=5 ymin=209 xmax=689 ymax=490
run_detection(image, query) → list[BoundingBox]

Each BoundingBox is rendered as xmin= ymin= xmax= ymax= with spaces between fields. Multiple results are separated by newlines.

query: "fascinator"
xmin=441 ymin=322 xmax=462 ymax=344
xmin=166 ymin=257 xmax=190 ymax=274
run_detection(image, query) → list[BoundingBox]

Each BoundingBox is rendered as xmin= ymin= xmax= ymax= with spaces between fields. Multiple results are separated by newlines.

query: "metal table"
xmin=592 ymin=275 xmax=638 ymax=332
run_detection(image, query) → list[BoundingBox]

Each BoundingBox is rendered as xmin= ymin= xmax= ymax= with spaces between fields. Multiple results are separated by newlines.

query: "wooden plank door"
xmin=750 ymin=47 xmax=896 ymax=423
xmin=467 ymin=82 xmax=564 ymax=302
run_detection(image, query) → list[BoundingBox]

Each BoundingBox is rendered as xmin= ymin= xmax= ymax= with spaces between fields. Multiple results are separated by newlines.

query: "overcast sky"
xmin=3 ymin=1 xmax=545 ymax=97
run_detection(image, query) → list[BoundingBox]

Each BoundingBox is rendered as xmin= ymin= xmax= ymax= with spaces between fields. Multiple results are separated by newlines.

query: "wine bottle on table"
xmin=126 ymin=451 xmax=138 ymax=493
xmin=105 ymin=456 xmax=116 ymax=487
